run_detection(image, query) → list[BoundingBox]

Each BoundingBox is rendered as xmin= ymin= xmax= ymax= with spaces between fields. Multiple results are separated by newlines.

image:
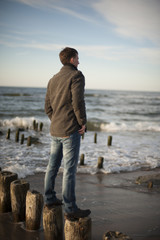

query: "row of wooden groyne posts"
xmin=0 ymin=169 xmax=132 ymax=240
xmin=5 ymin=120 xmax=113 ymax=169
xmin=5 ymin=120 xmax=112 ymax=147
xmin=5 ymin=120 xmax=43 ymax=146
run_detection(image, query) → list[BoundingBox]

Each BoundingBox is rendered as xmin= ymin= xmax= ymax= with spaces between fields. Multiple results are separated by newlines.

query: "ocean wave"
xmin=0 ymin=117 xmax=39 ymax=129
xmin=100 ymin=122 xmax=160 ymax=132
xmin=87 ymin=121 xmax=160 ymax=132
xmin=0 ymin=117 xmax=160 ymax=133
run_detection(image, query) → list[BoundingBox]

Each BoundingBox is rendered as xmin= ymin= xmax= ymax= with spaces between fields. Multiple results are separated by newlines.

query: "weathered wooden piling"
xmin=0 ymin=171 xmax=18 ymax=213
xmin=108 ymin=136 xmax=112 ymax=146
xmin=25 ymin=190 xmax=44 ymax=230
xmin=97 ymin=157 xmax=104 ymax=169
xmin=80 ymin=154 xmax=85 ymax=166
xmin=39 ymin=122 xmax=43 ymax=131
xmin=27 ymin=136 xmax=31 ymax=146
xmin=64 ymin=217 xmax=92 ymax=240
xmin=43 ymin=205 xmax=63 ymax=240
xmin=103 ymin=231 xmax=132 ymax=240
xmin=15 ymin=129 xmax=20 ymax=142
xmin=35 ymin=123 xmax=38 ymax=131
xmin=20 ymin=134 xmax=24 ymax=144
xmin=10 ymin=179 xmax=30 ymax=222
xmin=94 ymin=133 xmax=97 ymax=143
xmin=6 ymin=129 xmax=10 ymax=139
xmin=148 ymin=181 xmax=153 ymax=189
xmin=33 ymin=120 xmax=36 ymax=130
xmin=82 ymin=133 xmax=84 ymax=140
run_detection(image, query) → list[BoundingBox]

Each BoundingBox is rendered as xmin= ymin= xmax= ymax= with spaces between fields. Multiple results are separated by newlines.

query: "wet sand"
xmin=0 ymin=169 xmax=160 ymax=240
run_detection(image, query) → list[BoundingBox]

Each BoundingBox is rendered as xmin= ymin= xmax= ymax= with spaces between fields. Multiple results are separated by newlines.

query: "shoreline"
xmin=0 ymin=168 xmax=160 ymax=240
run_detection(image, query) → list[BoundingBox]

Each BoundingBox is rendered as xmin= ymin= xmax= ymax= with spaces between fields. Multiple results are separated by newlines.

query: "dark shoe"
xmin=64 ymin=208 xmax=91 ymax=220
xmin=45 ymin=199 xmax=63 ymax=209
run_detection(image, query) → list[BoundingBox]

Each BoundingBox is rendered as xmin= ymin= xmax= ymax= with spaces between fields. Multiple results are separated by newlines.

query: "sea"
xmin=0 ymin=86 xmax=160 ymax=178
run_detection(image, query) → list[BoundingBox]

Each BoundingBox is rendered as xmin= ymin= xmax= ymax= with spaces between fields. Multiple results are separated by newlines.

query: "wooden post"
xmin=108 ymin=136 xmax=112 ymax=146
xmin=148 ymin=181 xmax=153 ymax=189
xmin=39 ymin=122 xmax=43 ymax=131
xmin=0 ymin=171 xmax=18 ymax=213
xmin=20 ymin=134 xmax=24 ymax=144
xmin=10 ymin=179 xmax=30 ymax=222
xmin=27 ymin=136 xmax=31 ymax=146
xmin=33 ymin=120 xmax=36 ymax=130
xmin=6 ymin=129 xmax=10 ymax=139
xmin=35 ymin=123 xmax=38 ymax=131
xmin=64 ymin=217 xmax=91 ymax=240
xmin=103 ymin=231 xmax=132 ymax=240
xmin=25 ymin=190 xmax=44 ymax=230
xmin=80 ymin=154 xmax=85 ymax=166
xmin=97 ymin=157 xmax=104 ymax=169
xmin=15 ymin=129 xmax=19 ymax=142
xmin=43 ymin=205 xmax=63 ymax=240
xmin=81 ymin=133 xmax=84 ymax=140
xmin=94 ymin=133 xmax=97 ymax=143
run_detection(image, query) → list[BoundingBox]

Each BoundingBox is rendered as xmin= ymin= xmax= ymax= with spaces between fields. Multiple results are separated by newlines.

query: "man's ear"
xmin=70 ymin=57 xmax=74 ymax=64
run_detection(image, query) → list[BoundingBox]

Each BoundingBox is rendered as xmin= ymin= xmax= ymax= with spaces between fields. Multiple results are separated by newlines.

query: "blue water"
xmin=0 ymin=86 xmax=160 ymax=177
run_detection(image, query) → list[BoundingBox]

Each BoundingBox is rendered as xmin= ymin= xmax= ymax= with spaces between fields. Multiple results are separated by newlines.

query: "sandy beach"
xmin=0 ymin=168 xmax=160 ymax=240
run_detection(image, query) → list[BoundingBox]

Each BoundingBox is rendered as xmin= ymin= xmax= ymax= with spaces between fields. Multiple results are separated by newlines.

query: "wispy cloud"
xmin=92 ymin=0 xmax=160 ymax=45
xmin=1 ymin=37 xmax=160 ymax=65
xmin=0 ymin=39 xmax=62 ymax=51
xmin=12 ymin=0 xmax=96 ymax=23
xmin=13 ymin=0 xmax=160 ymax=45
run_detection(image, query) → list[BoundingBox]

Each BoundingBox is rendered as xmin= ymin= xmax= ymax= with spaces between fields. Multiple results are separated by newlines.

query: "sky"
xmin=0 ymin=0 xmax=160 ymax=91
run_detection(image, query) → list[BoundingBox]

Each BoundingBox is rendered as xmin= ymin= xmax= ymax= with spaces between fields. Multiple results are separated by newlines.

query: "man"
xmin=44 ymin=47 xmax=91 ymax=219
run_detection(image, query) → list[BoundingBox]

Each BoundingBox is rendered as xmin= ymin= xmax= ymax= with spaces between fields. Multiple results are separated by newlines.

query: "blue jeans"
xmin=44 ymin=131 xmax=81 ymax=213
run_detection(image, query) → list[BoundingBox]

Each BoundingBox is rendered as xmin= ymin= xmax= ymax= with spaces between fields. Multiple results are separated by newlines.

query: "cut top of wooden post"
xmin=0 ymin=171 xmax=18 ymax=185
xmin=64 ymin=216 xmax=92 ymax=240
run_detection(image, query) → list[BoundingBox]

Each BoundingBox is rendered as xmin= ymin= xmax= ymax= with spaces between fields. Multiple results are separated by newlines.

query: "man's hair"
xmin=59 ymin=47 xmax=78 ymax=65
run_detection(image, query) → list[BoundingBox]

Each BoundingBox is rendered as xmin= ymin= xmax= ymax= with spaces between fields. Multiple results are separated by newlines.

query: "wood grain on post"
xmin=25 ymin=190 xmax=43 ymax=230
xmin=10 ymin=179 xmax=30 ymax=222
xmin=43 ymin=205 xmax=63 ymax=240
xmin=64 ymin=217 xmax=91 ymax=240
xmin=97 ymin=157 xmax=104 ymax=169
xmin=0 ymin=171 xmax=18 ymax=213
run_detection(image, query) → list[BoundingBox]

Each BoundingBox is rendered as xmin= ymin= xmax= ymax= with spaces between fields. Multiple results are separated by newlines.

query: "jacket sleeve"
xmin=71 ymin=71 xmax=87 ymax=126
xmin=45 ymin=81 xmax=53 ymax=120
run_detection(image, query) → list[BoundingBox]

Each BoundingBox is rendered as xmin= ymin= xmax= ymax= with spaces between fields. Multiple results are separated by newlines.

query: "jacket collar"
xmin=63 ymin=63 xmax=77 ymax=71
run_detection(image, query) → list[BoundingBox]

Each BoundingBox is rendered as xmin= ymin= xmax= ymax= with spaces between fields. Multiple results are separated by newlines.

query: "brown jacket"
xmin=45 ymin=64 xmax=86 ymax=137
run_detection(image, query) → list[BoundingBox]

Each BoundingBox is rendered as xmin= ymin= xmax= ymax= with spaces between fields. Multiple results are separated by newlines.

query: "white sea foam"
xmin=1 ymin=117 xmax=160 ymax=133
xmin=3 ymin=163 xmax=34 ymax=178
xmin=0 ymin=117 xmax=35 ymax=129
xmin=100 ymin=122 xmax=160 ymax=132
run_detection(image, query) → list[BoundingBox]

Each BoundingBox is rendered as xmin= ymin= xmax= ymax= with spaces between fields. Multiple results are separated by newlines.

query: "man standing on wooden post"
xmin=44 ymin=47 xmax=91 ymax=219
